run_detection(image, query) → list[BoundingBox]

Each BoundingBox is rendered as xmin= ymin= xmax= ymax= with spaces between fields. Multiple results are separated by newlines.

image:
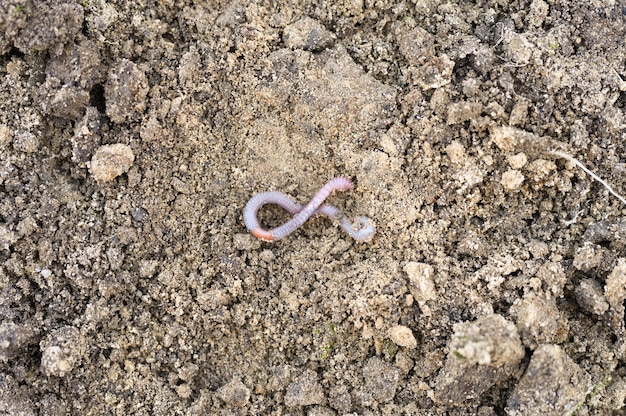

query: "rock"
xmin=89 ymin=143 xmax=135 ymax=182
xmin=130 ymin=207 xmax=148 ymax=222
xmin=388 ymin=325 xmax=417 ymax=349
xmin=507 ymin=345 xmax=591 ymax=415
xmin=284 ymin=369 xmax=324 ymax=407
xmin=216 ymin=378 xmax=250 ymax=407
xmin=433 ymin=314 xmax=524 ymax=404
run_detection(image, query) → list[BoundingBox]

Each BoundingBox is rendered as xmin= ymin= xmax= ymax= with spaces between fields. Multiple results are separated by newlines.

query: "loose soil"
xmin=1 ymin=0 xmax=626 ymax=414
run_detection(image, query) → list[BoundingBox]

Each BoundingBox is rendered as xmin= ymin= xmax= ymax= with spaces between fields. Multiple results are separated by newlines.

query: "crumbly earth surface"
xmin=1 ymin=0 xmax=626 ymax=414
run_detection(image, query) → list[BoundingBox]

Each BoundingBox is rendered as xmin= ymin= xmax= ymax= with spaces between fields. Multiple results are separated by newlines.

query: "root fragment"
xmin=550 ymin=150 xmax=626 ymax=207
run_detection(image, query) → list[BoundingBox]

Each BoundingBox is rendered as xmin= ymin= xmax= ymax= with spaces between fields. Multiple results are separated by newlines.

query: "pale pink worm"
xmin=244 ymin=176 xmax=375 ymax=242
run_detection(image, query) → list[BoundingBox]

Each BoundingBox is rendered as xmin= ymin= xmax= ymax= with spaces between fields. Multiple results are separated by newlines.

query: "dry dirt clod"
xmin=506 ymin=345 xmax=591 ymax=415
xmin=39 ymin=326 xmax=86 ymax=378
xmin=433 ymin=314 xmax=524 ymax=405
xmin=388 ymin=325 xmax=417 ymax=349
xmin=104 ymin=59 xmax=149 ymax=124
xmin=216 ymin=378 xmax=251 ymax=407
xmin=283 ymin=17 xmax=335 ymax=52
xmin=284 ymin=369 xmax=325 ymax=407
xmin=361 ymin=357 xmax=400 ymax=404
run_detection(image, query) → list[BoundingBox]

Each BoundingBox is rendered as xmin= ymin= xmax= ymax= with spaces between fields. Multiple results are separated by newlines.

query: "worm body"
xmin=244 ymin=176 xmax=375 ymax=242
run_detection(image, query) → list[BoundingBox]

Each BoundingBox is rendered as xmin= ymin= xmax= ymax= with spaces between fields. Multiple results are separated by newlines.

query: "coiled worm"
xmin=243 ymin=176 xmax=375 ymax=242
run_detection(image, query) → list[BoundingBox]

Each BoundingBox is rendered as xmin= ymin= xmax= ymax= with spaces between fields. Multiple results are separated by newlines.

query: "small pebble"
xmin=130 ymin=207 xmax=148 ymax=221
xmin=89 ymin=144 xmax=134 ymax=182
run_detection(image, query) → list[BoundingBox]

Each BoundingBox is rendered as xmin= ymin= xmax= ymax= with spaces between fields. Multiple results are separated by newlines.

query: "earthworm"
xmin=244 ymin=176 xmax=375 ymax=242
